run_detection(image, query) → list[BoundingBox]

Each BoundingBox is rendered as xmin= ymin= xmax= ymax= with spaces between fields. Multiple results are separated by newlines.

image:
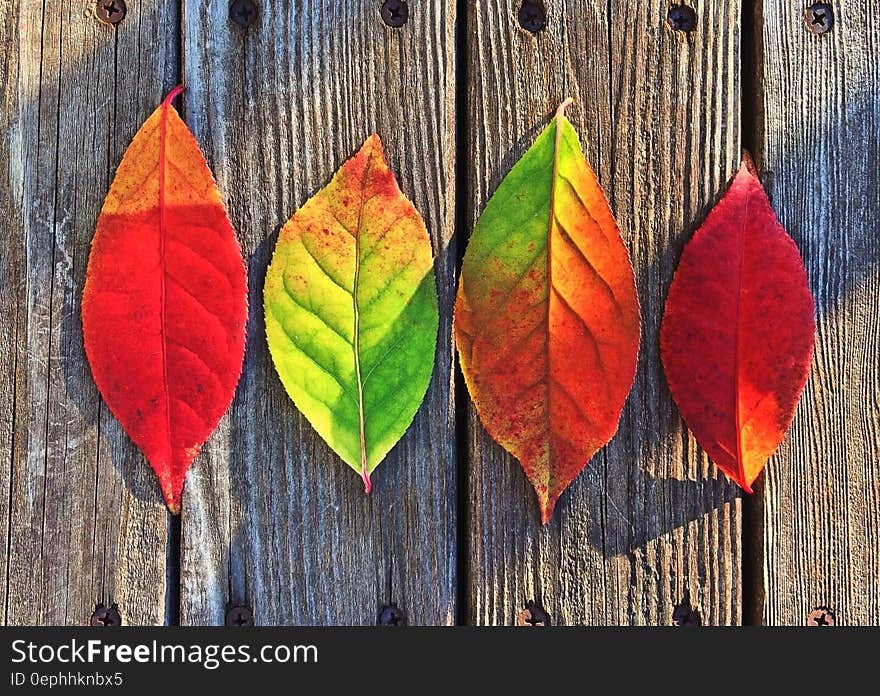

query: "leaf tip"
xmin=539 ymin=494 xmax=557 ymax=525
xmin=739 ymin=149 xmax=759 ymax=178
xmin=166 ymin=500 xmax=181 ymax=516
xmin=364 ymin=132 xmax=384 ymax=154
xmin=362 ymin=470 xmax=373 ymax=495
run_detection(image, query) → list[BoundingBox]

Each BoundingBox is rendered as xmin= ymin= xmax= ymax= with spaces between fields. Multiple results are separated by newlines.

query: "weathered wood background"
xmin=0 ymin=1 xmax=876 ymax=625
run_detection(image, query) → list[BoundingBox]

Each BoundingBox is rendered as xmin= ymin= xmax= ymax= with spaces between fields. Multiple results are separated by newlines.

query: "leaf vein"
xmin=280 ymin=275 xmax=352 ymax=347
xmin=553 ymin=216 xmax=620 ymax=308
xmin=166 ymin=273 xmax=228 ymax=327
xmin=299 ymin=237 xmax=352 ymax=294
xmin=270 ymin=311 xmax=358 ymax=404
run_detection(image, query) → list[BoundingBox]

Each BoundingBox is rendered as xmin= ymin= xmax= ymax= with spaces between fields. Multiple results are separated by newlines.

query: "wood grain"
xmin=179 ymin=1 xmax=457 ymax=625
xmin=1 ymin=0 xmax=177 ymax=626
xmin=757 ymin=0 xmax=880 ymax=625
xmin=465 ymin=0 xmax=742 ymax=625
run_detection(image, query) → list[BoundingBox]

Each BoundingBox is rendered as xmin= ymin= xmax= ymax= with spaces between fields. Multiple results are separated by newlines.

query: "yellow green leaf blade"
xmin=265 ymin=135 xmax=438 ymax=491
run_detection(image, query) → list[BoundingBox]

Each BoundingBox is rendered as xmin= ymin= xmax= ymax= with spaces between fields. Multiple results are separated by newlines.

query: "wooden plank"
xmin=757 ymin=1 xmax=880 ymax=625
xmin=0 ymin=0 xmax=18 ymax=627
xmin=180 ymin=1 xmax=457 ymax=625
xmin=1 ymin=1 xmax=176 ymax=625
xmin=465 ymin=0 xmax=742 ymax=625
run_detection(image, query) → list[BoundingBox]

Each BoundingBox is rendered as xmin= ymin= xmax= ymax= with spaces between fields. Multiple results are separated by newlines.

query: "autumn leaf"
xmin=660 ymin=153 xmax=815 ymax=492
xmin=264 ymin=135 xmax=438 ymax=492
xmin=82 ymin=87 xmax=248 ymax=514
xmin=455 ymin=100 xmax=641 ymax=524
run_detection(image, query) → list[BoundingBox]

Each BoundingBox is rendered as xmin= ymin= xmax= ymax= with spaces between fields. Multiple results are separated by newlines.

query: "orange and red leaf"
xmin=82 ymin=87 xmax=247 ymax=513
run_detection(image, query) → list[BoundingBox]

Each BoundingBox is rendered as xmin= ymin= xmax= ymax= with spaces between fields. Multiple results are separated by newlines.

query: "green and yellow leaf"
xmin=264 ymin=135 xmax=439 ymax=492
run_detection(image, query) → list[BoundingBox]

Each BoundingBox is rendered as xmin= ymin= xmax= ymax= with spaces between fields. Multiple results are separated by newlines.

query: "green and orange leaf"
xmin=455 ymin=100 xmax=641 ymax=523
xmin=264 ymin=135 xmax=438 ymax=491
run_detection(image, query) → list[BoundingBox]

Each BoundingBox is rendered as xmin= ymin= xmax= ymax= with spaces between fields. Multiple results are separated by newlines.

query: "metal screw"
xmin=667 ymin=4 xmax=697 ymax=32
xmin=90 ymin=603 xmax=122 ymax=626
xmin=807 ymin=607 xmax=836 ymax=626
xmin=380 ymin=0 xmax=409 ymax=28
xmin=672 ymin=590 xmax=702 ymax=627
xmin=378 ymin=603 xmax=406 ymax=626
xmin=229 ymin=0 xmax=258 ymax=29
xmin=805 ymin=3 xmax=834 ymax=35
xmin=225 ymin=605 xmax=254 ymax=627
xmin=517 ymin=600 xmax=551 ymax=626
xmin=518 ymin=2 xmax=546 ymax=34
xmin=95 ymin=0 xmax=126 ymax=26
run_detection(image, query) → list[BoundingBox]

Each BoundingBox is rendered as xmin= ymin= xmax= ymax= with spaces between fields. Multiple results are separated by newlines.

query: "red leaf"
xmin=82 ymin=87 xmax=248 ymax=513
xmin=660 ymin=153 xmax=815 ymax=491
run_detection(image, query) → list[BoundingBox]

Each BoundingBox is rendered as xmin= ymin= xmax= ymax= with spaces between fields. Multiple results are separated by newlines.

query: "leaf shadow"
xmin=576 ymin=456 xmax=741 ymax=558
xmin=59 ymin=281 xmax=164 ymax=508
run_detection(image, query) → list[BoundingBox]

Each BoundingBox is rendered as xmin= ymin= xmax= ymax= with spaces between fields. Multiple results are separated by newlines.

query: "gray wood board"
xmin=179 ymin=1 xmax=457 ymax=625
xmin=464 ymin=0 xmax=743 ymax=625
xmin=1 ymin=1 xmax=178 ymax=625
xmin=757 ymin=0 xmax=880 ymax=625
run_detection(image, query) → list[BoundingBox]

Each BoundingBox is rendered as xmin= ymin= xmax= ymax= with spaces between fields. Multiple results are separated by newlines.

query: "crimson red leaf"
xmin=660 ymin=153 xmax=815 ymax=492
xmin=82 ymin=87 xmax=248 ymax=513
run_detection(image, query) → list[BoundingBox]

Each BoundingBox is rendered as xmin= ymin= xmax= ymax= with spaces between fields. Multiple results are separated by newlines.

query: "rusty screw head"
xmin=95 ymin=0 xmax=126 ymax=26
xmin=672 ymin=591 xmax=702 ymax=627
xmin=805 ymin=3 xmax=834 ymax=35
xmin=229 ymin=0 xmax=258 ymax=29
xmin=225 ymin=605 xmax=254 ymax=627
xmin=380 ymin=0 xmax=409 ymax=28
xmin=807 ymin=607 xmax=836 ymax=626
xmin=517 ymin=600 xmax=551 ymax=626
xmin=378 ymin=603 xmax=406 ymax=626
xmin=90 ymin=603 xmax=122 ymax=626
xmin=518 ymin=2 xmax=546 ymax=34
xmin=667 ymin=4 xmax=697 ymax=32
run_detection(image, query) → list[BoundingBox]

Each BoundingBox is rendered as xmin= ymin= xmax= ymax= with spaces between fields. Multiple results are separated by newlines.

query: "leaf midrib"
xmin=543 ymin=102 xmax=570 ymax=496
xmin=352 ymin=152 xmax=375 ymax=491
xmin=159 ymin=93 xmax=173 ymax=471
xmin=733 ymin=185 xmax=752 ymax=490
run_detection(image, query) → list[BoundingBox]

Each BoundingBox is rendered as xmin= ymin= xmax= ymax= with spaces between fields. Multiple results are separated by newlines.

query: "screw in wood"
xmin=229 ymin=0 xmax=258 ymax=29
xmin=380 ymin=0 xmax=409 ymax=28
xmin=95 ymin=0 xmax=126 ymax=26
xmin=377 ymin=603 xmax=406 ymax=626
xmin=90 ymin=603 xmax=122 ymax=627
xmin=805 ymin=3 xmax=834 ymax=35
xmin=672 ymin=590 xmax=703 ymax=627
xmin=666 ymin=4 xmax=697 ymax=32
xmin=518 ymin=2 xmax=546 ymax=34
xmin=517 ymin=600 xmax=551 ymax=626
xmin=807 ymin=607 xmax=836 ymax=626
xmin=225 ymin=605 xmax=255 ymax=627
